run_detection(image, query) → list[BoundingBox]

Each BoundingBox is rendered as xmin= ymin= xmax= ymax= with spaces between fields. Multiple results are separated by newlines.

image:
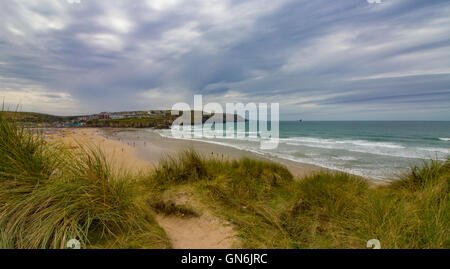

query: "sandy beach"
xmin=47 ymin=127 xmax=394 ymax=185
xmin=95 ymin=128 xmax=325 ymax=178
xmin=45 ymin=128 xmax=151 ymax=172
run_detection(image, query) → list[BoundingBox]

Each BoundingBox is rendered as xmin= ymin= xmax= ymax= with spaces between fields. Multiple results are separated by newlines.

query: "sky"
xmin=0 ymin=0 xmax=449 ymax=120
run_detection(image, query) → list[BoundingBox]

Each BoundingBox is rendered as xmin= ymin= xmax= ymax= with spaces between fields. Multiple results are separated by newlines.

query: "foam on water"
xmin=155 ymin=121 xmax=450 ymax=180
xmin=278 ymin=137 xmax=448 ymax=160
xmin=281 ymin=137 xmax=404 ymax=149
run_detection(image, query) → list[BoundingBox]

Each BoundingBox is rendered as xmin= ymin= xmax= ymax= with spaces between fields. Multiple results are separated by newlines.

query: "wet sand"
xmin=97 ymin=128 xmax=325 ymax=178
xmin=49 ymin=127 xmax=388 ymax=183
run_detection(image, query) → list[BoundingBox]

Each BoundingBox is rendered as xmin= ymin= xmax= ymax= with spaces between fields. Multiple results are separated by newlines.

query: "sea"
xmin=157 ymin=121 xmax=450 ymax=180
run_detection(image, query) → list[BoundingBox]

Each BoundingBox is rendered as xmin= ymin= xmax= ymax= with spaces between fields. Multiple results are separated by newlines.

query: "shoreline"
xmin=47 ymin=127 xmax=391 ymax=185
xmin=92 ymin=128 xmax=390 ymax=185
xmin=98 ymin=128 xmax=323 ymax=178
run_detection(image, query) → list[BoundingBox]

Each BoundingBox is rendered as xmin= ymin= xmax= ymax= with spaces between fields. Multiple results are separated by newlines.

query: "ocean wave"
xmin=156 ymin=130 xmax=387 ymax=178
xmin=154 ymin=129 xmax=446 ymax=180
xmin=160 ymin=130 xmax=448 ymax=160
xmin=418 ymin=147 xmax=449 ymax=154
xmin=280 ymin=137 xmax=405 ymax=149
xmin=332 ymin=156 xmax=358 ymax=161
xmin=157 ymin=129 xmax=263 ymax=154
xmin=277 ymin=136 xmax=450 ymax=160
xmin=439 ymin=138 xmax=450 ymax=141
xmin=268 ymin=152 xmax=392 ymax=180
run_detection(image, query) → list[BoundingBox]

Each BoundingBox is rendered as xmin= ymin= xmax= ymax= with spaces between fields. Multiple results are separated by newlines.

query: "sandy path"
xmin=50 ymin=128 xmax=240 ymax=249
xmin=154 ymin=188 xmax=240 ymax=249
xmin=156 ymin=214 xmax=237 ymax=249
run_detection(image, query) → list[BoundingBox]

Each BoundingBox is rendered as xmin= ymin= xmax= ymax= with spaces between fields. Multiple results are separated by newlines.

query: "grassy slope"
xmin=1 ymin=111 xmax=246 ymax=129
xmin=149 ymin=151 xmax=449 ymax=249
xmin=86 ymin=116 xmax=175 ymax=128
xmin=0 ymin=114 xmax=170 ymax=249
xmin=0 ymin=113 xmax=448 ymax=249
xmin=0 ymin=111 xmax=77 ymax=123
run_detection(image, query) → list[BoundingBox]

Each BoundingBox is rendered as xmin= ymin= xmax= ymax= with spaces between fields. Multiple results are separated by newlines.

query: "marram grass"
xmin=148 ymin=150 xmax=449 ymax=249
xmin=0 ymin=112 xmax=448 ymax=249
xmin=0 ymin=113 xmax=169 ymax=249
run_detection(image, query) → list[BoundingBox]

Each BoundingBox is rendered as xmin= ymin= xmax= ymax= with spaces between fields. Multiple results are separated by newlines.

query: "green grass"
xmin=1 ymin=111 xmax=448 ymax=249
xmin=0 ymin=113 xmax=170 ymax=249
xmin=0 ymin=111 xmax=77 ymax=123
xmin=86 ymin=115 xmax=176 ymax=128
xmin=146 ymin=150 xmax=449 ymax=249
xmin=148 ymin=199 xmax=199 ymax=218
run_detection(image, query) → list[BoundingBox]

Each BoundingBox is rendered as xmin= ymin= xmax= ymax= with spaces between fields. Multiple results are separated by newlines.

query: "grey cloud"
xmin=0 ymin=0 xmax=449 ymax=119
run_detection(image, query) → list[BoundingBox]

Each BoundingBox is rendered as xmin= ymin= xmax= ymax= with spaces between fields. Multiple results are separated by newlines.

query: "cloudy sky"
xmin=1 ymin=0 xmax=449 ymax=120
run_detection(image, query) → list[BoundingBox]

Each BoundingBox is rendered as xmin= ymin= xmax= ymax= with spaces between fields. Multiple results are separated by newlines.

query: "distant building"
xmin=72 ymin=110 xmax=169 ymax=123
xmin=98 ymin=112 xmax=111 ymax=119
xmin=77 ymin=116 xmax=90 ymax=122
xmin=150 ymin=110 xmax=166 ymax=115
xmin=110 ymin=114 xmax=125 ymax=119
